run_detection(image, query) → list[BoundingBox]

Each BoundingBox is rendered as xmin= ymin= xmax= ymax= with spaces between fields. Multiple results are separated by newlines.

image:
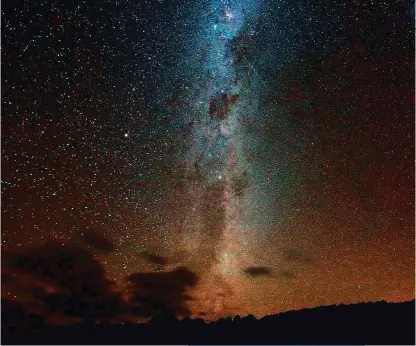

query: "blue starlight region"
xmin=1 ymin=0 xmax=414 ymax=330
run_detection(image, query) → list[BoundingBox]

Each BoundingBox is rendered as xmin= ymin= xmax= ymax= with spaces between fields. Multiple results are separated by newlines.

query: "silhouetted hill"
xmin=2 ymin=300 xmax=415 ymax=345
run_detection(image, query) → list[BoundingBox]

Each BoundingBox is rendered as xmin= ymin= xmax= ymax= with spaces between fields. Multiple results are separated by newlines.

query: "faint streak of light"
xmin=241 ymin=54 xmax=268 ymax=89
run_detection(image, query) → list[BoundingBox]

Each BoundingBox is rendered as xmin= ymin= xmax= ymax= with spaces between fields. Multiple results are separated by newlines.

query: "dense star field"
xmin=2 ymin=0 xmax=414 ymax=324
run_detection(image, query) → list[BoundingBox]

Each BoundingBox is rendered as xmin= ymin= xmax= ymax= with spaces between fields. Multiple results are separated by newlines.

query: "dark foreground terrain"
xmin=2 ymin=300 xmax=415 ymax=345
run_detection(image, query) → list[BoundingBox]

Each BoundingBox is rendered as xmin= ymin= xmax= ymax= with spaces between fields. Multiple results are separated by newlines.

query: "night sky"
xmin=2 ymin=0 xmax=415 ymax=324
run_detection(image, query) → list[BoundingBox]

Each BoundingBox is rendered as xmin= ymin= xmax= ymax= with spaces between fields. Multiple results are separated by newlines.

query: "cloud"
xmin=2 ymin=299 xmax=29 ymax=326
xmin=125 ymin=266 xmax=199 ymax=318
xmin=4 ymin=241 xmax=127 ymax=322
xmin=3 ymin=241 xmax=199 ymax=324
xmin=81 ymin=231 xmax=115 ymax=253
xmin=243 ymin=266 xmax=272 ymax=277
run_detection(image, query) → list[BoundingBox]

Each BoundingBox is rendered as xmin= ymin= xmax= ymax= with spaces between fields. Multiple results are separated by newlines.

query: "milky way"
xmin=173 ymin=0 xmax=266 ymax=313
